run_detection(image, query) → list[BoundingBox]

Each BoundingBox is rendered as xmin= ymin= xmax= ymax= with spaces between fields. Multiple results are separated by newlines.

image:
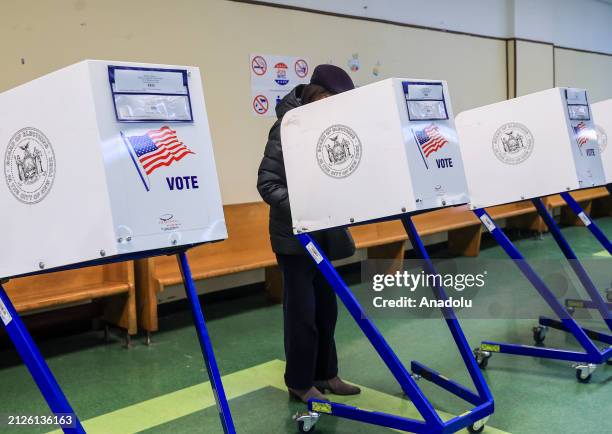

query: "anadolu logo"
xmin=274 ymin=62 xmax=289 ymax=86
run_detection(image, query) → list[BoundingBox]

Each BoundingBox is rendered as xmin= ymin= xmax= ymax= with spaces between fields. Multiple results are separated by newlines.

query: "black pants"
xmin=277 ymin=253 xmax=339 ymax=390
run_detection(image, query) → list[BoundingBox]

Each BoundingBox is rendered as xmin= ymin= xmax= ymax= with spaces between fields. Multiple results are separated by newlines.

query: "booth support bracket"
xmin=472 ymin=207 xmax=611 ymax=379
xmin=0 ymin=284 xmax=85 ymax=434
xmin=560 ymin=191 xmax=612 ymax=254
xmin=176 ymin=251 xmax=236 ymax=434
xmin=295 ymin=214 xmax=494 ymax=433
xmin=531 ymin=197 xmax=612 ymax=332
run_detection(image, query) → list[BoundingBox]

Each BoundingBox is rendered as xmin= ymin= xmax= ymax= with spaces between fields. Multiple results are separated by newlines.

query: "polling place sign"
xmin=250 ymin=54 xmax=310 ymax=117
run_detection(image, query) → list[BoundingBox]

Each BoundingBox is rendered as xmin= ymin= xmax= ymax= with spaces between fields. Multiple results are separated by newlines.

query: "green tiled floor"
xmin=1 ymin=219 xmax=611 ymax=433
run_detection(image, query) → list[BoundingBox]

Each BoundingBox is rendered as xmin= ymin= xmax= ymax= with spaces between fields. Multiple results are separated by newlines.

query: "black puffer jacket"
xmin=257 ymin=85 xmax=356 ymax=259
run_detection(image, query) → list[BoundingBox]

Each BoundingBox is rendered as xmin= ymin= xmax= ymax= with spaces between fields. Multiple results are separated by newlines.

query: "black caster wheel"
xmin=477 ymin=356 xmax=489 ymax=370
xmin=532 ymin=325 xmax=548 ymax=345
xmin=467 ymin=417 xmax=488 ymax=433
xmin=298 ymin=420 xmax=315 ymax=433
xmin=474 ymin=348 xmax=491 ymax=369
xmin=576 ymin=368 xmax=592 ymax=383
xmin=468 ymin=423 xmax=486 ymax=433
xmin=294 ymin=411 xmax=319 ymax=433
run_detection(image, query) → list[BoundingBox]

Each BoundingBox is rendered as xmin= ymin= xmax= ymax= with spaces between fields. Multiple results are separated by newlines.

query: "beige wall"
xmin=506 ymin=40 xmax=515 ymax=98
xmin=554 ymin=48 xmax=612 ymax=103
xmin=2 ymin=1 xmax=610 ymax=205
xmin=0 ymin=0 xmax=506 ymax=204
xmin=515 ymin=40 xmax=554 ymax=96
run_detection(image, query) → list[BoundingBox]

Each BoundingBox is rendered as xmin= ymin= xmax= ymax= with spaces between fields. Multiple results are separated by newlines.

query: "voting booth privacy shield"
xmin=0 ymin=60 xmax=226 ymax=279
xmin=0 ymin=60 xmax=235 ymax=434
xmin=455 ymin=88 xmax=612 ymax=382
xmin=282 ymin=78 xmax=468 ymax=233
xmin=456 ymin=87 xmax=605 ymax=210
xmin=282 ymin=78 xmax=492 ymax=434
xmin=591 ymin=99 xmax=612 ymax=183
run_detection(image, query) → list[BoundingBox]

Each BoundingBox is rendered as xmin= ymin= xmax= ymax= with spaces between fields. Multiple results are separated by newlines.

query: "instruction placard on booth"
xmin=250 ymin=54 xmax=310 ymax=117
xmin=108 ymin=66 xmax=194 ymax=122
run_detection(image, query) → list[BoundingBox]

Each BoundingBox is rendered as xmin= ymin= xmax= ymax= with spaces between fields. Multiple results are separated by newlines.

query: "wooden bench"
xmin=134 ymin=199 xmax=543 ymax=335
xmin=3 ymin=262 xmax=136 ymax=342
xmin=134 ymin=202 xmax=277 ymax=336
xmin=543 ymin=187 xmax=612 ymax=226
xmin=134 ymin=188 xmax=611 ymax=337
xmin=6 ymin=188 xmax=607 ymax=341
xmin=351 ymin=201 xmax=542 ymax=256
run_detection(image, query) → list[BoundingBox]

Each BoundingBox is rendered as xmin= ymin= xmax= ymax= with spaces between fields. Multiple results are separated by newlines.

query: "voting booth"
xmin=282 ymin=78 xmax=493 ymax=434
xmin=458 ymin=87 xmax=612 ymax=254
xmin=1 ymin=60 xmax=226 ymax=279
xmin=455 ymin=88 xmax=612 ymax=382
xmin=456 ymin=88 xmax=605 ymax=210
xmin=0 ymin=61 xmax=235 ymax=433
xmin=282 ymin=78 xmax=468 ymax=232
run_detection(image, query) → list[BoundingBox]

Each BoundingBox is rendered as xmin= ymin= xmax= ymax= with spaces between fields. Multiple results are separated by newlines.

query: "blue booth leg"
xmin=177 ymin=252 xmax=236 ymax=434
xmin=399 ymin=215 xmax=493 ymax=404
xmin=473 ymin=208 xmax=604 ymax=364
xmin=532 ymin=198 xmax=612 ymax=332
xmin=296 ymin=220 xmax=494 ymax=433
xmin=0 ymin=284 xmax=85 ymax=433
xmin=560 ymin=191 xmax=612 ymax=255
xmin=538 ymin=316 xmax=612 ymax=345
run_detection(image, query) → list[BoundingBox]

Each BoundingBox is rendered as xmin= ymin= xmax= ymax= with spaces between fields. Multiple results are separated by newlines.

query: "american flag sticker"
xmin=573 ymin=121 xmax=591 ymax=147
xmin=412 ymin=123 xmax=449 ymax=168
xmin=121 ymin=126 xmax=195 ymax=191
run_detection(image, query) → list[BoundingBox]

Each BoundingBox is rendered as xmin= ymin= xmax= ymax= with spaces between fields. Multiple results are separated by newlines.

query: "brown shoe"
xmin=315 ymin=376 xmax=361 ymax=395
xmin=288 ymin=386 xmax=329 ymax=404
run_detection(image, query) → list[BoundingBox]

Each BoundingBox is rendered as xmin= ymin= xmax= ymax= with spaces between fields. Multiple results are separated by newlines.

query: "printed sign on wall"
xmin=250 ymin=54 xmax=310 ymax=117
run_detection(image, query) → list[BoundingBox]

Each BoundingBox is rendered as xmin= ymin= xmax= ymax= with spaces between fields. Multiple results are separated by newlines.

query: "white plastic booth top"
xmin=455 ymin=87 xmax=605 ymax=210
xmin=281 ymin=78 xmax=469 ymax=233
xmin=591 ymin=99 xmax=612 ymax=183
xmin=0 ymin=60 xmax=226 ymax=278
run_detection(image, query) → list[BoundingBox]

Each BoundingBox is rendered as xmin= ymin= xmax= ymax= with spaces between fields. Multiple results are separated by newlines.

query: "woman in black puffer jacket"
xmin=257 ymin=64 xmax=361 ymax=403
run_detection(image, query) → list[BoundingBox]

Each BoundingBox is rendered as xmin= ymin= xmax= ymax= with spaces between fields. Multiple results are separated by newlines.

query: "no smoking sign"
xmin=253 ymin=94 xmax=269 ymax=115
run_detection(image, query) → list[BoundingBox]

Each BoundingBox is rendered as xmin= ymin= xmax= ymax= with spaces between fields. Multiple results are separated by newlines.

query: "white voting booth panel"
xmin=0 ymin=60 xmax=226 ymax=278
xmin=456 ymin=88 xmax=605 ymax=209
xmin=281 ymin=78 xmax=468 ymax=233
xmin=591 ymin=99 xmax=612 ymax=183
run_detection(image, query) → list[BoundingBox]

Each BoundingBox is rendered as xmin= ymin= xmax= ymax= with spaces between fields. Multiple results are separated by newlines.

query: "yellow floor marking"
xmin=48 ymin=359 xmax=510 ymax=434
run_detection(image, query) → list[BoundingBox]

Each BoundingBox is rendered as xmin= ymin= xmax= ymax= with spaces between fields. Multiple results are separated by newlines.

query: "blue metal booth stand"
xmin=0 ymin=248 xmax=237 ymax=434
xmin=472 ymin=193 xmax=612 ymax=383
xmin=558 ymin=192 xmax=612 ymax=317
xmin=293 ymin=213 xmax=494 ymax=434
